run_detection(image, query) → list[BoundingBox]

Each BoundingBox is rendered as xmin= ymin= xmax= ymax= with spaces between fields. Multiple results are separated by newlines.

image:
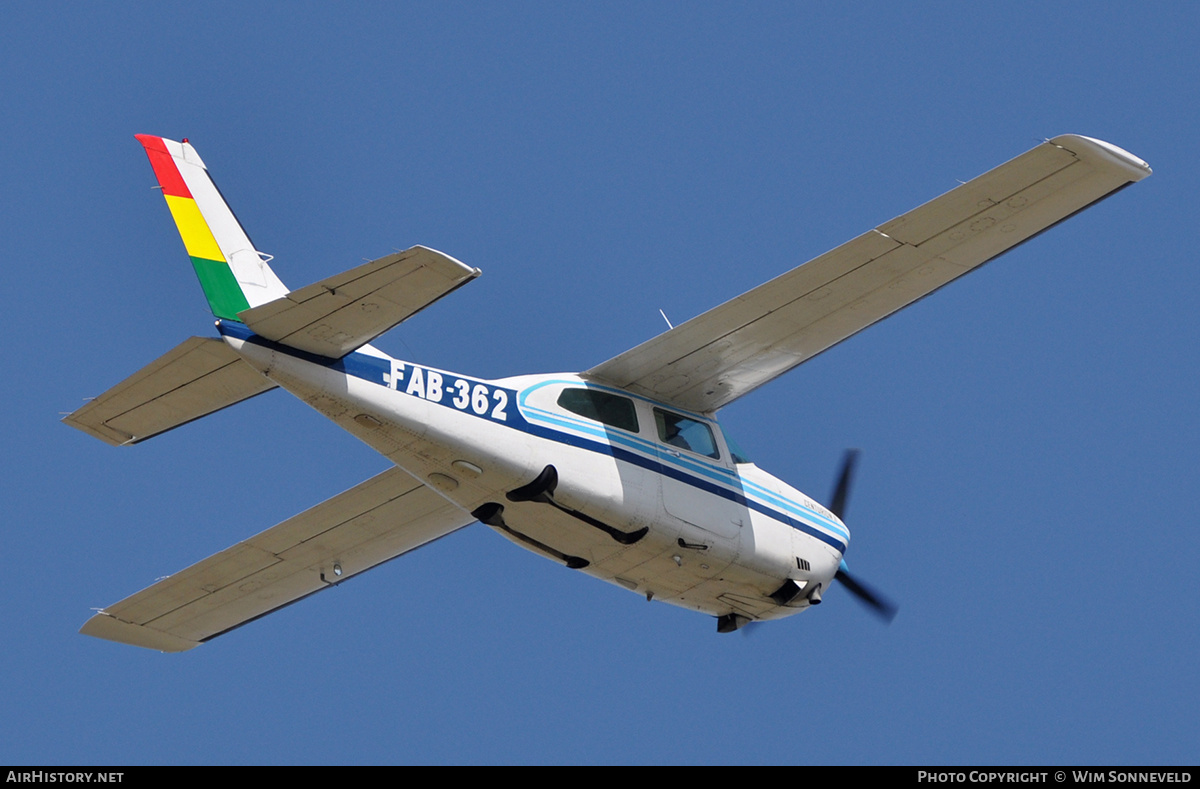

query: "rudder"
xmin=136 ymin=135 xmax=289 ymax=320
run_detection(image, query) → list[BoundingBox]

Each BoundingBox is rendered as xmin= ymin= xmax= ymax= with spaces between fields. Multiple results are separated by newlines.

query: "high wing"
xmin=585 ymin=135 xmax=1151 ymax=413
xmin=238 ymin=245 xmax=480 ymax=359
xmin=80 ymin=468 xmax=475 ymax=651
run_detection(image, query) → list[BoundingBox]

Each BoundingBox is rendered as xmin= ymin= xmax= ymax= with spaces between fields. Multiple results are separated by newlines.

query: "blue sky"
xmin=3 ymin=2 xmax=1197 ymax=765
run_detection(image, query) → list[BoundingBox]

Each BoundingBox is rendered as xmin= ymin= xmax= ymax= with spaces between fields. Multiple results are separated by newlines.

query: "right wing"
xmin=80 ymin=468 xmax=475 ymax=652
xmin=585 ymin=135 xmax=1151 ymax=413
xmin=237 ymin=245 xmax=480 ymax=359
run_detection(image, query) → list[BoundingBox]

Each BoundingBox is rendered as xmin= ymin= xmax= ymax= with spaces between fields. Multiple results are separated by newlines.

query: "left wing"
xmin=80 ymin=467 xmax=474 ymax=651
xmin=585 ymin=135 xmax=1150 ymax=413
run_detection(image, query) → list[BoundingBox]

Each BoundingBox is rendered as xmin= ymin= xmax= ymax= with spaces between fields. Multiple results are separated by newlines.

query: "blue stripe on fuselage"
xmin=215 ymin=322 xmax=847 ymax=553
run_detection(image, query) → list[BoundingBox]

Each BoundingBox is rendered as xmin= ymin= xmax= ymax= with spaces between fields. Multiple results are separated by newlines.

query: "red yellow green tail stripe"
xmin=135 ymin=135 xmax=288 ymax=320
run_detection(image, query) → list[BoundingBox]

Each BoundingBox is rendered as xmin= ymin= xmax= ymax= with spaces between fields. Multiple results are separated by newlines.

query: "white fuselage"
xmin=224 ymin=324 xmax=849 ymax=624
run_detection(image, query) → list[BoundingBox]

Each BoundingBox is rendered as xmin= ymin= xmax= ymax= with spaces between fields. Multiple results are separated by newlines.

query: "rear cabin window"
xmin=654 ymin=408 xmax=720 ymax=459
xmin=556 ymin=388 xmax=639 ymax=433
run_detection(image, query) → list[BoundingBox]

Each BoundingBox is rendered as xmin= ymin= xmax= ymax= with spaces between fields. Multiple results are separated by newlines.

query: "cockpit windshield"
xmin=722 ymin=429 xmax=754 ymax=465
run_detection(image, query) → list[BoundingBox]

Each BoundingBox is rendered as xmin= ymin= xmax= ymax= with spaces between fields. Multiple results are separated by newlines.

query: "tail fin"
xmin=136 ymin=135 xmax=289 ymax=321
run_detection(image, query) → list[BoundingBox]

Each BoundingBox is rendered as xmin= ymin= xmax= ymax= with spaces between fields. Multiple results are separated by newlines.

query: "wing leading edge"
xmin=585 ymin=135 xmax=1151 ymax=413
xmin=80 ymin=468 xmax=475 ymax=651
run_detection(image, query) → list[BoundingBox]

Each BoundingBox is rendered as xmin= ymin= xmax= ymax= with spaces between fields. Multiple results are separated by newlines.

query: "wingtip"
xmin=80 ymin=612 xmax=200 ymax=653
xmin=1050 ymin=134 xmax=1152 ymax=181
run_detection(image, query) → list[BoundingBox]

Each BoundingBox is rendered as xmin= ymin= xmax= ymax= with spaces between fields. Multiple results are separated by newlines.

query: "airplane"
xmin=66 ymin=134 xmax=1150 ymax=651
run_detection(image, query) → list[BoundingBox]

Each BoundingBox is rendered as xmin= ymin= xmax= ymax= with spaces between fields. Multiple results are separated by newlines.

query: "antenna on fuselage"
xmin=658 ymin=309 xmax=674 ymax=330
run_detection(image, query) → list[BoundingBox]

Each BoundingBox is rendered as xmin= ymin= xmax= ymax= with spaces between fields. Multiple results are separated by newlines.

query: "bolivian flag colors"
xmin=136 ymin=135 xmax=286 ymax=320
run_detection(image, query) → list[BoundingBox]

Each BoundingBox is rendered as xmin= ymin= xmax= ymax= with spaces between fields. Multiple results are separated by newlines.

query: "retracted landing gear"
xmin=506 ymin=465 xmax=648 ymax=545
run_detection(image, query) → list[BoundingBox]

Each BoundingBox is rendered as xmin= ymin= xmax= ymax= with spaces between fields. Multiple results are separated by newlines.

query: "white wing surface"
xmin=586 ymin=135 xmax=1151 ymax=413
xmin=238 ymin=245 xmax=479 ymax=359
xmin=80 ymin=468 xmax=475 ymax=651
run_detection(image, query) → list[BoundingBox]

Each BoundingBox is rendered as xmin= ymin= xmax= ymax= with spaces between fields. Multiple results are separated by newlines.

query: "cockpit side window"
xmin=556 ymin=388 xmax=639 ymax=433
xmin=653 ymin=408 xmax=719 ymax=459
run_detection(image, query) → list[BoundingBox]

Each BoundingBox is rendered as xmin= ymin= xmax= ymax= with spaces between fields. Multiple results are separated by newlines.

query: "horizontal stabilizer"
xmin=63 ymin=337 xmax=277 ymax=446
xmin=239 ymin=245 xmax=480 ymax=358
xmin=80 ymin=467 xmax=475 ymax=651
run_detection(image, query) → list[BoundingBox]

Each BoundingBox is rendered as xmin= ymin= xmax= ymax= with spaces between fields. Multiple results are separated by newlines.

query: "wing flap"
xmin=586 ymin=135 xmax=1150 ymax=412
xmin=238 ymin=245 xmax=480 ymax=358
xmin=80 ymin=467 xmax=475 ymax=651
xmin=62 ymin=337 xmax=277 ymax=446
